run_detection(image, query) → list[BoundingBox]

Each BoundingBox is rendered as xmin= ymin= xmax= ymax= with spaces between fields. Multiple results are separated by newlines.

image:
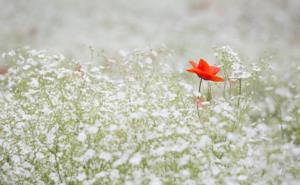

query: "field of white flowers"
xmin=0 ymin=46 xmax=299 ymax=184
xmin=1 ymin=0 xmax=300 ymax=185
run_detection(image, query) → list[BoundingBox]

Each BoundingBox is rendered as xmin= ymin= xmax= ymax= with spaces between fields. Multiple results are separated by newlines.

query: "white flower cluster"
xmin=214 ymin=46 xmax=251 ymax=79
xmin=214 ymin=46 xmax=241 ymax=65
xmin=0 ymin=48 xmax=299 ymax=184
xmin=230 ymin=62 xmax=251 ymax=79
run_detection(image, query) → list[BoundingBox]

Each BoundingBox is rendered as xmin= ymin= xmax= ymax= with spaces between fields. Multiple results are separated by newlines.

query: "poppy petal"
xmin=186 ymin=68 xmax=198 ymax=74
xmin=209 ymin=75 xmax=224 ymax=82
xmin=210 ymin=66 xmax=220 ymax=75
xmin=198 ymin=59 xmax=210 ymax=72
xmin=189 ymin=60 xmax=198 ymax=68
xmin=193 ymin=68 xmax=212 ymax=80
xmin=187 ymin=58 xmax=225 ymax=82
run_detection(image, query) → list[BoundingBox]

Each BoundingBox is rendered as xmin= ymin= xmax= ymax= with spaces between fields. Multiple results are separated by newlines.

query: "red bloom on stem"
xmin=187 ymin=59 xmax=224 ymax=82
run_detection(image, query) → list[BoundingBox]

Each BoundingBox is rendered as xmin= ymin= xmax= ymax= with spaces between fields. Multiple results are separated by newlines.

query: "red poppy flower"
xmin=186 ymin=58 xmax=224 ymax=82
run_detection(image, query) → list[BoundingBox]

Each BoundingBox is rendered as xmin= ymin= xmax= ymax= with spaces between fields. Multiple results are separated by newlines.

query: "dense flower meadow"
xmin=0 ymin=46 xmax=300 ymax=185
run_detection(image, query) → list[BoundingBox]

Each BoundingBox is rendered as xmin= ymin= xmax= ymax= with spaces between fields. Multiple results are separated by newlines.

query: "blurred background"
xmin=1 ymin=0 xmax=299 ymax=67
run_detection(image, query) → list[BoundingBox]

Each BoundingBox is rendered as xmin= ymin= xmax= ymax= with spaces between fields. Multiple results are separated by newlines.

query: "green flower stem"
xmin=238 ymin=78 xmax=242 ymax=107
xmin=223 ymin=69 xmax=229 ymax=99
xmin=198 ymin=78 xmax=203 ymax=93
xmin=280 ymin=122 xmax=284 ymax=139
xmin=197 ymin=78 xmax=203 ymax=120
xmin=207 ymin=83 xmax=212 ymax=101
xmin=239 ymin=78 xmax=242 ymax=95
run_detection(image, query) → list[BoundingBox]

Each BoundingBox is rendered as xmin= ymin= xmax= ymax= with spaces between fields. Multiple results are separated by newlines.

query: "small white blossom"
xmin=77 ymin=173 xmax=86 ymax=181
xmin=29 ymin=78 xmax=39 ymax=88
xmin=110 ymin=169 xmax=119 ymax=181
xmin=145 ymin=57 xmax=152 ymax=64
xmin=196 ymin=135 xmax=211 ymax=148
xmin=81 ymin=149 xmax=96 ymax=162
xmin=129 ymin=153 xmax=143 ymax=165
xmin=149 ymin=176 xmax=162 ymax=185
xmin=230 ymin=62 xmax=251 ymax=79
xmin=77 ymin=132 xmax=87 ymax=142
xmin=99 ymin=152 xmax=112 ymax=161
xmin=86 ymin=125 xmax=98 ymax=134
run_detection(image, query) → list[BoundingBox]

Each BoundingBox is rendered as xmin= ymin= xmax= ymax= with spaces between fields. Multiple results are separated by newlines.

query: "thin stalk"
xmin=54 ymin=145 xmax=63 ymax=183
xmin=197 ymin=78 xmax=203 ymax=119
xmin=198 ymin=78 xmax=203 ymax=93
xmin=223 ymin=69 xmax=228 ymax=99
xmin=229 ymin=79 xmax=232 ymax=96
xmin=207 ymin=83 xmax=212 ymax=101
xmin=237 ymin=78 xmax=242 ymax=107
xmin=280 ymin=122 xmax=284 ymax=139
xmin=239 ymin=78 xmax=242 ymax=95
xmin=223 ymin=78 xmax=226 ymax=98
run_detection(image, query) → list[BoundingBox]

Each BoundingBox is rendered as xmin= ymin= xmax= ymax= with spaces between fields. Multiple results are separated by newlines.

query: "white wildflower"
xmin=81 ymin=149 xmax=96 ymax=162
xmin=36 ymin=152 xmax=44 ymax=160
xmin=283 ymin=115 xmax=293 ymax=122
xmin=77 ymin=173 xmax=86 ymax=181
xmin=86 ymin=125 xmax=98 ymax=134
xmin=8 ymin=50 xmax=16 ymax=56
xmin=211 ymin=165 xmax=220 ymax=176
xmin=130 ymin=111 xmax=145 ymax=119
xmin=252 ymin=63 xmax=261 ymax=72
xmin=99 ymin=152 xmax=112 ymax=162
xmin=95 ymin=172 xmax=108 ymax=178
xmin=172 ymin=140 xmax=188 ymax=152
xmin=227 ymin=133 xmax=238 ymax=142
xmin=214 ymin=45 xmax=241 ymax=64
xmin=145 ymin=57 xmax=152 ymax=64
xmin=196 ymin=135 xmax=211 ymax=148
xmin=49 ymin=172 xmax=60 ymax=183
xmin=129 ymin=153 xmax=143 ymax=165
xmin=149 ymin=176 xmax=162 ymax=185
xmin=275 ymin=87 xmax=292 ymax=98
xmin=11 ymin=155 xmax=21 ymax=164
xmin=180 ymin=169 xmax=190 ymax=177
xmin=110 ymin=169 xmax=119 ymax=180
xmin=77 ymin=132 xmax=87 ymax=142
xmin=29 ymin=78 xmax=39 ymax=88
xmin=152 ymin=109 xmax=169 ymax=118
xmin=238 ymin=175 xmax=247 ymax=181
xmin=179 ymin=155 xmax=190 ymax=166
xmin=23 ymin=65 xmax=31 ymax=70
xmin=113 ymin=153 xmax=129 ymax=168
xmin=230 ymin=62 xmax=251 ymax=79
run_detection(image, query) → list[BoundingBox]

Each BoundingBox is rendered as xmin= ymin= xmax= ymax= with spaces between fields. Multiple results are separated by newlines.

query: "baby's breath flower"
xmin=230 ymin=62 xmax=251 ymax=79
xmin=0 ymin=47 xmax=299 ymax=185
